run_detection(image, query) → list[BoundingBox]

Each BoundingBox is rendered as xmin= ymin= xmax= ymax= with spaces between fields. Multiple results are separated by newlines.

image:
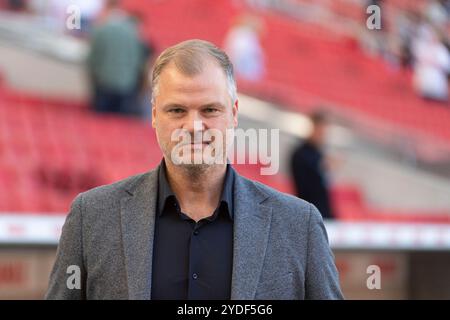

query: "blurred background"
xmin=0 ymin=0 xmax=449 ymax=299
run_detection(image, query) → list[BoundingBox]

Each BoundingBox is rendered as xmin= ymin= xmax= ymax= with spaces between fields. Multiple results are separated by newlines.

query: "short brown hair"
xmin=150 ymin=39 xmax=237 ymax=104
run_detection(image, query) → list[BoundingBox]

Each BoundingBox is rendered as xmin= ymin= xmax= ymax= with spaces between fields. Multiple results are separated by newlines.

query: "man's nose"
xmin=183 ymin=111 xmax=206 ymax=134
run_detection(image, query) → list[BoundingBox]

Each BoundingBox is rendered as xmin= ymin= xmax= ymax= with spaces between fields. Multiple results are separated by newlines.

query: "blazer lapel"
xmin=231 ymin=174 xmax=273 ymax=299
xmin=120 ymin=167 xmax=159 ymax=300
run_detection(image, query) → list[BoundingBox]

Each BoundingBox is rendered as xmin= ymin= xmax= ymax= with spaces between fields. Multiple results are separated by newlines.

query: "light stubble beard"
xmin=159 ymin=127 xmax=234 ymax=179
xmin=160 ymin=142 xmax=223 ymax=180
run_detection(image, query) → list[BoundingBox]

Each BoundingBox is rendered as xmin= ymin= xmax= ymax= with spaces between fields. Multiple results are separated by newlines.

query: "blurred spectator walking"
xmin=412 ymin=23 xmax=450 ymax=102
xmin=224 ymin=14 xmax=265 ymax=82
xmin=87 ymin=0 xmax=147 ymax=116
xmin=291 ymin=111 xmax=335 ymax=219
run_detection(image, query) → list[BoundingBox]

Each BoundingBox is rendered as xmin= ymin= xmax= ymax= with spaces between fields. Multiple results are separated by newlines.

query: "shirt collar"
xmin=157 ymin=159 xmax=235 ymax=220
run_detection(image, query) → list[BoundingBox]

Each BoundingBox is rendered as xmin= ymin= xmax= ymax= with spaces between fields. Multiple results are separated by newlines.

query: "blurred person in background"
xmin=291 ymin=111 xmax=335 ymax=220
xmin=224 ymin=14 xmax=265 ymax=82
xmin=412 ymin=23 xmax=450 ymax=102
xmin=425 ymin=0 xmax=449 ymax=32
xmin=87 ymin=0 xmax=146 ymax=116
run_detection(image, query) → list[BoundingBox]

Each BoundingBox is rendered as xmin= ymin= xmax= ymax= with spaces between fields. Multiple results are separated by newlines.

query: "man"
xmin=46 ymin=40 xmax=343 ymax=300
xmin=291 ymin=111 xmax=334 ymax=219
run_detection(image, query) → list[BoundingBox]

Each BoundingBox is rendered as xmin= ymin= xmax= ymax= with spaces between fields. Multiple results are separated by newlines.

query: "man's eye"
xmin=169 ymin=108 xmax=185 ymax=114
xmin=204 ymin=108 xmax=218 ymax=113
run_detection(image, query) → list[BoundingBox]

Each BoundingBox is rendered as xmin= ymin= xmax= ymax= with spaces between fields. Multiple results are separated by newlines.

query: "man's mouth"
xmin=190 ymin=142 xmax=210 ymax=148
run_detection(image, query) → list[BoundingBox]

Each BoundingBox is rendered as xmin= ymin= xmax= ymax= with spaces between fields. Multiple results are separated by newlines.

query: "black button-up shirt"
xmin=151 ymin=161 xmax=235 ymax=300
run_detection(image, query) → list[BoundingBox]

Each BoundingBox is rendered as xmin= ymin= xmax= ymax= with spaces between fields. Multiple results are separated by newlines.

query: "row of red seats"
xmin=1 ymin=85 xmax=449 ymax=221
xmin=0 ymin=84 xmax=162 ymax=212
xmin=0 ymin=84 xmax=295 ymax=213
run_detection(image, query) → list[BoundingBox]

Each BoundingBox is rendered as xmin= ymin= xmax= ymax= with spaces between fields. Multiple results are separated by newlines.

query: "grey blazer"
xmin=46 ymin=165 xmax=343 ymax=300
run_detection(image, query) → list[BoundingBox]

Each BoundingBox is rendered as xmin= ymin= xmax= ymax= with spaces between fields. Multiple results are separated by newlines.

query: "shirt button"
xmin=192 ymin=273 xmax=198 ymax=280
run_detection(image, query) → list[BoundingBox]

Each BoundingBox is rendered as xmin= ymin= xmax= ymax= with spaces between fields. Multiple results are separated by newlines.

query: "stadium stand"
xmin=0 ymin=0 xmax=449 ymax=223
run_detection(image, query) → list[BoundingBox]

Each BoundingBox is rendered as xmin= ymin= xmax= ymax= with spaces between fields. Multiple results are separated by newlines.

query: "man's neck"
xmin=164 ymin=160 xmax=227 ymax=222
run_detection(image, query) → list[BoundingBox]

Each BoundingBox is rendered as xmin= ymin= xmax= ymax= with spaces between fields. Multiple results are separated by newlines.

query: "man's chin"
xmin=176 ymin=162 xmax=211 ymax=177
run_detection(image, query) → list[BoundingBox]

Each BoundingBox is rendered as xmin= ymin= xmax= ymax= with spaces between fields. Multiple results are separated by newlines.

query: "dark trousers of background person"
xmin=93 ymin=86 xmax=140 ymax=116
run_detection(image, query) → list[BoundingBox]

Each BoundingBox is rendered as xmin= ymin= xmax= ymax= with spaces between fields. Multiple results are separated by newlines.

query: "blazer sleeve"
xmin=304 ymin=204 xmax=344 ymax=299
xmin=45 ymin=193 xmax=87 ymax=300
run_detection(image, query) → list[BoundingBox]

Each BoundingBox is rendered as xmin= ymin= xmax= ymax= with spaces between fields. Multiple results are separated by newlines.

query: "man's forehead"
xmin=159 ymin=60 xmax=227 ymax=86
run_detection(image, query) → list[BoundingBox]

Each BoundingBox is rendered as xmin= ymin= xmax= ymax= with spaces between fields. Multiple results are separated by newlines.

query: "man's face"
xmin=152 ymin=60 xmax=238 ymax=169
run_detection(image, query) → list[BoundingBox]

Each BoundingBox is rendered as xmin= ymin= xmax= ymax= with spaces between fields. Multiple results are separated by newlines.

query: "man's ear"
xmin=151 ymin=106 xmax=157 ymax=128
xmin=232 ymin=99 xmax=239 ymax=127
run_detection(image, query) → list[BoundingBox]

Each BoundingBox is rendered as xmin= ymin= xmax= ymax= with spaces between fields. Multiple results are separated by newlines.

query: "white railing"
xmin=1 ymin=214 xmax=449 ymax=250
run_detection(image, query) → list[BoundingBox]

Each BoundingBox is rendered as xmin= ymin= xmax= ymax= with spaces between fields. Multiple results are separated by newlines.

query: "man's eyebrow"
xmin=201 ymin=102 xmax=226 ymax=109
xmin=162 ymin=102 xmax=227 ymax=110
xmin=162 ymin=103 xmax=186 ymax=110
